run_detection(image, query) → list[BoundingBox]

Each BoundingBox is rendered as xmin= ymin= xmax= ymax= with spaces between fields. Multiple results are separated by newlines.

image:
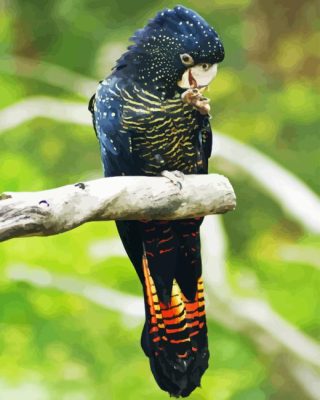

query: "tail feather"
xmin=142 ymin=255 xmax=209 ymax=397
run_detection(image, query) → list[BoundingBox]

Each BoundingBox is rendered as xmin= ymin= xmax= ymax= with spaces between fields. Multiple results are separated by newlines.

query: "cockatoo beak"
xmin=178 ymin=64 xmax=218 ymax=89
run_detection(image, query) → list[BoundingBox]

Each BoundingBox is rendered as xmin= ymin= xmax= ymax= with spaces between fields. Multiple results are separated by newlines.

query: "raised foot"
xmin=161 ymin=170 xmax=184 ymax=190
xmin=181 ymin=88 xmax=210 ymax=115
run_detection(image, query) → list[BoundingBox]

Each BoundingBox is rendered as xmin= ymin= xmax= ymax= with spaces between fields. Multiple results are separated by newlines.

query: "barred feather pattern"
xmin=118 ymin=83 xmax=205 ymax=175
xmin=142 ymin=255 xmax=209 ymax=398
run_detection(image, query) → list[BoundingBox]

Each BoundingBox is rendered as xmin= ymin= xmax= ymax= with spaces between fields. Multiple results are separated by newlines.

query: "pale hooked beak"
xmin=178 ymin=63 xmax=218 ymax=89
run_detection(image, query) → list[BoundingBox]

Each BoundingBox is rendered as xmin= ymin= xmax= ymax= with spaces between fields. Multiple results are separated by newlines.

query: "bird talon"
xmin=172 ymin=170 xmax=185 ymax=180
xmin=161 ymin=170 xmax=184 ymax=190
xmin=181 ymin=88 xmax=211 ymax=115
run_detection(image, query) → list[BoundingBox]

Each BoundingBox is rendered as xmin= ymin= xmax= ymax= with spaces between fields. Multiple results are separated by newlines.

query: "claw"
xmin=161 ymin=170 xmax=184 ymax=190
xmin=181 ymin=88 xmax=211 ymax=115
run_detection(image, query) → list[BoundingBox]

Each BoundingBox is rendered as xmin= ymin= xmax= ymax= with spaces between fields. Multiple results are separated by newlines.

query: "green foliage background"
xmin=0 ymin=0 xmax=319 ymax=399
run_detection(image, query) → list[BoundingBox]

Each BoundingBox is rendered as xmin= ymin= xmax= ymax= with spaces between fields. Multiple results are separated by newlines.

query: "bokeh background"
xmin=0 ymin=0 xmax=319 ymax=399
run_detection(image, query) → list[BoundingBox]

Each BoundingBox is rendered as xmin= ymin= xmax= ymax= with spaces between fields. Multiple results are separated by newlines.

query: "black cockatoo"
xmin=89 ymin=5 xmax=224 ymax=397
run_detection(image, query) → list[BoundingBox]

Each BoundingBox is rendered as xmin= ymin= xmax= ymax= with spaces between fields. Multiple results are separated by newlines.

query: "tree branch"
xmin=1 ymin=55 xmax=96 ymax=98
xmin=213 ymin=132 xmax=320 ymax=234
xmin=0 ymin=174 xmax=236 ymax=242
xmin=7 ymin=264 xmax=144 ymax=319
xmin=202 ymin=216 xmax=320 ymax=370
xmin=201 ymin=215 xmax=320 ymax=400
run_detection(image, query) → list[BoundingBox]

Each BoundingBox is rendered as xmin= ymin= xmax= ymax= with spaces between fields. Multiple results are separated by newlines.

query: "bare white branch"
xmin=0 ymin=174 xmax=236 ymax=242
xmin=288 ymin=362 xmax=320 ymax=400
xmin=201 ymin=214 xmax=320 ymax=399
xmin=89 ymin=237 xmax=127 ymax=260
xmin=199 ymin=213 xmax=320 ymax=399
xmin=202 ymin=219 xmax=320 ymax=370
xmin=279 ymin=244 xmax=320 ymax=271
xmin=201 ymin=215 xmax=227 ymax=287
xmin=0 ymin=97 xmax=89 ymax=134
xmin=7 ymin=264 xmax=144 ymax=318
xmin=1 ymin=56 xmax=96 ymax=98
xmin=213 ymin=132 xmax=320 ymax=234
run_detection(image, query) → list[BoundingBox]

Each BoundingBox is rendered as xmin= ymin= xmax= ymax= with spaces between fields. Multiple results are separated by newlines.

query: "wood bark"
xmin=0 ymin=174 xmax=236 ymax=242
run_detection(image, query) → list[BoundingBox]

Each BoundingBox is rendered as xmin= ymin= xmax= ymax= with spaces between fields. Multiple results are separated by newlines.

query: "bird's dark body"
xmin=92 ymin=75 xmax=211 ymax=176
xmin=89 ymin=5 xmax=224 ymax=397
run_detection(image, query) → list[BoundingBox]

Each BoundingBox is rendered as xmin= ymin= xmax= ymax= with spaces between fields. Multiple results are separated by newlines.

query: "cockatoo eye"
xmin=180 ymin=53 xmax=194 ymax=66
xmin=202 ymin=63 xmax=210 ymax=71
